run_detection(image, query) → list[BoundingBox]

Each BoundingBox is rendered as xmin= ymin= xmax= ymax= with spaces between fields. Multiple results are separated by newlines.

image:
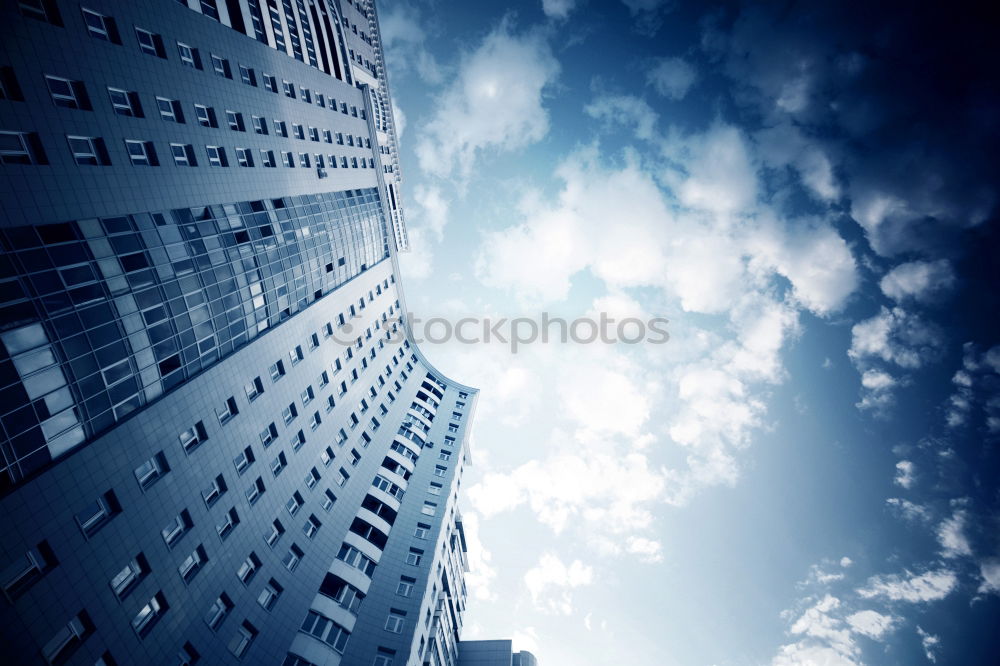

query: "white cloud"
xmin=880 ymin=259 xmax=956 ymax=303
xmin=805 ymin=565 xmax=845 ymax=586
xmin=647 ymin=57 xmax=697 ymax=100
xmin=846 ymin=610 xmax=896 ymax=639
xmin=391 ymin=100 xmax=406 ymax=138
xmin=917 ymin=626 xmax=940 ymax=663
xmin=524 ymin=553 xmax=594 ymax=614
xmin=857 ymin=369 xmax=897 ymax=412
xmin=771 ymin=644 xmax=859 ymax=666
xmin=416 ymin=22 xmax=559 ymax=178
xmin=849 ymin=307 xmax=943 ymax=413
xmin=840 ymin=557 xmax=853 ymax=568
xmin=471 ymin=126 xmax=859 ymax=543
xmin=398 ymin=226 xmax=435 ymax=281
xmin=945 ymin=343 xmax=1000 ymax=432
xmin=379 ymin=4 xmax=443 ymax=84
xmin=936 ymin=509 xmax=972 ymax=559
xmin=512 ymin=626 xmax=540 ymax=655
xmin=558 ymin=356 xmax=652 ymax=438
xmin=771 ymin=595 xmax=874 ymax=665
xmin=788 ymin=596 xmax=855 ymax=656
xmin=625 ymin=536 xmax=663 ymax=563
xmin=541 ymin=0 xmax=578 ymax=20
xmin=750 ymin=215 xmax=858 ymax=315
xmin=585 ymin=94 xmax=659 ymax=141
xmin=857 ymin=569 xmax=958 ymax=603
xmin=667 ymin=124 xmax=759 ymax=217
xmin=756 ymin=123 xmax=840 ymax=202
xmin=886 ymin=497 xmax=932 ymax=523
xmin=977 ymin=558 xmax=1000 ymax=594
xmin=461 ymin=512 xmax=497 ymax=601
xmin=849 ymin=307 xmax=943 ymax=370
xmin=893 ymin=460 xmax=916 ymax=489
xmin=412 ymin=185 xmax=450 ymax=240
xmin=476 ymin=147 xmax=670 ymax=306
xmin=469 ymin=439 xmax=666 ymax=535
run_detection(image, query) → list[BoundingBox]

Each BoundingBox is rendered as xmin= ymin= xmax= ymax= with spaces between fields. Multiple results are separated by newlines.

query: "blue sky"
xmin=377 ymin=1 xmax=1000 ymax=663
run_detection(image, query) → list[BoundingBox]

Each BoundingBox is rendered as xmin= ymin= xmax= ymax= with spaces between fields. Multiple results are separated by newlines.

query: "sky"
xmin=375 ymin=1 xmax=1000 ymax=664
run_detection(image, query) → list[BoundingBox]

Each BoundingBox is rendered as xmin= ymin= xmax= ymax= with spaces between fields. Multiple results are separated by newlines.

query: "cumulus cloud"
xmin=771 ymin=595 xmax=863 ymax=665
xmin=846 ymin=610 xmax=897 ymax=639
xmin=879 ymin=259 xmax=956 ymax=303
xmin=476 ymin=147 xmax=671 ymax=306
xmin=461 ymin=512 xmax=497 ymax=601
xmin=857 ymin=369 xmax=897 ymax=412
xmin=936 ymin=508 xmax=972 ymax=559
xmin=848 ymin=307 xmax=944 ymax=412
xmin=625 ymin=536 xmax=663 ymax=563
xmin=667 ymin=124 xmax=759 ymax=217
xmin=756 ymin=123 xmax=840 ymax=202
xmin=647 ymin=57 xmax=697 ymax=100
xmin=469 ymin=440 xmax=666 ymax=535
xmin=857 ymin=569 xmax=958 ymax=603
xmin=749 ymin=215 xmax=858 ymax=315
xmin=412 ymin=185 xmax=450 ymax=240
xmin=398 ymin=226 xmax=435 ymax=281
xmin=391 ymin=100 xmax=406 ymax=138
xmin=788 ymin=596 xmax=855 ymax=656
xmin=704 ymin=2 xmax=1000 ymax=258
xmin=379 ymin=3 xmax=443 ymax=84
xmin=893 ymin=460 xmax=916 ymax=489
xmin=886 ymin=497 xmax=932 ymax=523
xmin=978 ymin=558 xmax=1000 ymax=594
xmin=585 ymin=94 xmax=659 ymax=141
xmin=541 ymin=0 xmax=579 ymax=20
xmin=945 ymin=343 xmax=1000 ymax=432
xmin=416 ymin=21 xmax=559 ymax=178
xmin=524 ymin=553 xmax=594 ymax=614
xmin=558 ymin=365 xmax=652 ymax=438
xmin=849 ymin=307 xmax=944 ymax=370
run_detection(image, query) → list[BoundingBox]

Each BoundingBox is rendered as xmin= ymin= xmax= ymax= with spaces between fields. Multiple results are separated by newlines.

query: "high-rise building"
xmin=0 ymin=1 xmax=473 ymax=665
xmin=458 ymin=640 xmax=538 ymax=666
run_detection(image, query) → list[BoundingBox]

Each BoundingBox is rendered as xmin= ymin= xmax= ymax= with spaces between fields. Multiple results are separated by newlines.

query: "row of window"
xmin=17 ymin=1 xmax=373 ymax=111
xmin=1 ymin=128 xmax=381 ymax=171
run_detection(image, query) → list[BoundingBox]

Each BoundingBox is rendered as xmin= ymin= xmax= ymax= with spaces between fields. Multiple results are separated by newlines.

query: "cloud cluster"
xmin=524 ymin=553 xmax=594 ymax=614
xmin=646 ymin=57 xmax=697 ymax=100
xmin=857 ymin=569 xmax=958 ymax=603
xmin=541 ymin=0 xmax=579 ymax=20
xmin=415 ymin=21 xmax=559 ymax=178
xmin=704 ymin=1 xmax=999 ymax=258
xmin=879 ymin=260 xmax=956 ymax=304
xmin=945 ymin=343 xmax=1000 ymax=432
xmin=848 ymin=307 xmax=944 ymax=412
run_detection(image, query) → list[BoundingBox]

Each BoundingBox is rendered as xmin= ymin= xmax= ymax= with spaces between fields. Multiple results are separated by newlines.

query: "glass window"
xmin=156 ymin=97 xmax=183 ymax=123
xmin=135 ymin=27 xmax=164 ymax=57
xmin=82 ymin=7 xmax=116 ymax=42
xmin=125 ymin=140 xmax=157 ymax=166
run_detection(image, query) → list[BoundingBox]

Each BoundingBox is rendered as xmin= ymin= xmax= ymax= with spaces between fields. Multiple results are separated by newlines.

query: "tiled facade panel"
xmin=0 ymin=188 xmax=388 ymax=490
xmin=0 ymin=0 xmax=381 ymax=227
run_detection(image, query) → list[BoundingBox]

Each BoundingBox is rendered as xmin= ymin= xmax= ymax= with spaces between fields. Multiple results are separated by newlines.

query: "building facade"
xmin=458 ymin=640 xmax=538 ymax=666
xmin=0 ymin=1 xmax=471 ymax=665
